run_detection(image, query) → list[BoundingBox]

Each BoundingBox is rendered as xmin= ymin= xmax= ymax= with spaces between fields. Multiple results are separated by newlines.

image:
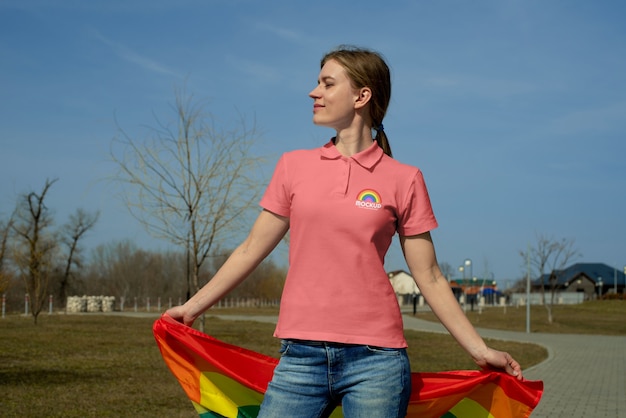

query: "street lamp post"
xmin=464 ymin=259 xmax=473 ymax=282
xmin=459 ymin=265 xmax=466 ymax=312
xmin=599 ymin=277 xmax=603 ymax=298
xmin=596 ymin=277 xmax=603 ymax=300
xmin=465 ymin=259 xmax=473 ymax=311
xmin=471 ymin=277 xmax=477 ymax=311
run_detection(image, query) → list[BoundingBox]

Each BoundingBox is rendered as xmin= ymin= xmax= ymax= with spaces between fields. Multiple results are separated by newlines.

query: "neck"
xmin=333 ymin=126 xmax=373 ymax=157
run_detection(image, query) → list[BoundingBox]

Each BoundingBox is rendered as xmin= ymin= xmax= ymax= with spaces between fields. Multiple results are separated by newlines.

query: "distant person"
xmin=167 ymin=45 xmax=522 ymax=418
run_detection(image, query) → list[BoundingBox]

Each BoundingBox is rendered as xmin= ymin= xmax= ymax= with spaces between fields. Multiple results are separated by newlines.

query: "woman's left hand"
xmin=475 ymin=348 xmax=523 ymax=380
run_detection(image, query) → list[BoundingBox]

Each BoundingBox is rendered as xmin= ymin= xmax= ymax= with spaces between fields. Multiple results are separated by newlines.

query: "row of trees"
xmin=1 ymin=236 xmax=287 ymax=317
xmin=0 ymin=186 xmax=579 ymax=327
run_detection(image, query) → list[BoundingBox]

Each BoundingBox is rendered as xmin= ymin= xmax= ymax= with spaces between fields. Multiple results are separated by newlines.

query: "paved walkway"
xmin=216 ymin=313 xmax=626 ymax=417
xmin=402 ymin=314 xmax=626 ymax=418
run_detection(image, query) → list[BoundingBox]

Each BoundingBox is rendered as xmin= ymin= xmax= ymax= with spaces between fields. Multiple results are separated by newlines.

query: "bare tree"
xmin=57 ymin=208 xmax=99 ymax=306
xmin=12 ymin=178 xmax=59 ymax=324
xmin=0 ymin=213 xmax=15 ymax=295
xmin=111 ymin=90 xmax=266 ymax=315
xmin=520 ymin=234 xmax=581 ymax=323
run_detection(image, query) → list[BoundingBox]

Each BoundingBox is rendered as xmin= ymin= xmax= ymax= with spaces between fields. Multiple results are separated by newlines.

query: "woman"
xmin=166 ymin=45 xmax=522 ymax=418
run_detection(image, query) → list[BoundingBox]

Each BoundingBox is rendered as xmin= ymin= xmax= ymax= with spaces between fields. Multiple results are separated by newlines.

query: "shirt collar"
xmin=320 ymin=139 xmax=384 ymax=169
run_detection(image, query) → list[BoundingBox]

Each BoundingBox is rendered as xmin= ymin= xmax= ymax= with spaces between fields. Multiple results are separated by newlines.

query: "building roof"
xmin=534 ymin=262 xmax=625 ymax=287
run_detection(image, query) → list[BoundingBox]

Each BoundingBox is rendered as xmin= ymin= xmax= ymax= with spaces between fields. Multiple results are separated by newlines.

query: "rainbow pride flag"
xmin=153 ymin=314 xmax=543 ymax=418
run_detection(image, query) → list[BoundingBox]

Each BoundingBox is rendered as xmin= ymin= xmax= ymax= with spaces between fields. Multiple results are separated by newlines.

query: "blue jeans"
xmin=258 ymin=340 xmax=411 ymax=418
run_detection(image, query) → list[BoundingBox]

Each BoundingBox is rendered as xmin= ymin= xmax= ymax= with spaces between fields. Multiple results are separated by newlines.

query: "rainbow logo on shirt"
xmin=355 ymin=189 xmax=382 ymax=210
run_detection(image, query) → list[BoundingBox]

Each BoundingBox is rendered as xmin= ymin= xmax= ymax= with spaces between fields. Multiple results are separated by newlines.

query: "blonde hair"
xmin=321 ymin=45 xmax=392 ymax=157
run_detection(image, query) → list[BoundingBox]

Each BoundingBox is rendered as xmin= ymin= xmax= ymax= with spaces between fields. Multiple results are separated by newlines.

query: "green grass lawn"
xmin=2 ymin=300 xmax=621 ymax=417
xmin=414 ymin=300 xmax=626 ymax=335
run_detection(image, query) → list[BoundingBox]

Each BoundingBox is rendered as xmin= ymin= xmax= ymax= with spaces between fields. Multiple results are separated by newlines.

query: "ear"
xmin=354 ymin=87 xmax=372 ymax=109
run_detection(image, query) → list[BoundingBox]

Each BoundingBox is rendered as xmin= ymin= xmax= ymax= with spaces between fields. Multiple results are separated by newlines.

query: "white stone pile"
xmin=66 ymin=296 xmax=86 ymax=312
xmin=66 ymin=296 xmax=116 ymax=313
xmin=101 ymin=296 xmax=115 ymax=312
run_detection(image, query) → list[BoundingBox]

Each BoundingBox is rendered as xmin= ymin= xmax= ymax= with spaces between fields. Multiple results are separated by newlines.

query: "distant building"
xmin=387 ymin=270 xmax=419 ymax=295
xmin=387 ymin=270 xmax=503 ymax=308
xmin=387 ymin=270 xmax=418 ymax=305
xmin=532 ymin=262 xmax=625 ymax=300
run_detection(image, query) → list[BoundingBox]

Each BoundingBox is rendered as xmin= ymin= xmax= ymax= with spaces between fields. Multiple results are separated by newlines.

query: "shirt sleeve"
xmin=259 ymin=154 xmax=291 ymax=217
xmin=397 ymin=169 xmax=438 ymax=236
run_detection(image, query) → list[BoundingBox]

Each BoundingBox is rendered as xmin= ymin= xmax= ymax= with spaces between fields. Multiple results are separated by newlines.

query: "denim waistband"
xmin=285 ymin=339 xmax=361 ymax=348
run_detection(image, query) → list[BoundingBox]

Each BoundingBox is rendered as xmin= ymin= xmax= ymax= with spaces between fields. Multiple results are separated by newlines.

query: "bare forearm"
xmin=167 ymin=210 xmax=289 ymax=325
xmin=419 ymin=275 xmax=489 ymax=362
xmin=183 ymin=242 xmax=265 ymax=319
xmin=402 ymin=233 xmax=522 ymax=379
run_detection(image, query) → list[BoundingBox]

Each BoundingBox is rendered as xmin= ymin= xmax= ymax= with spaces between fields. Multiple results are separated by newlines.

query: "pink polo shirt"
xmin=259 ymin=140 xmax=438 ymax=348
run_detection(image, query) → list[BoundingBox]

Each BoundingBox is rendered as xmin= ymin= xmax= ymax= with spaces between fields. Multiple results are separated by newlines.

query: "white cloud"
xmin=421 ymin=73 xmax=538 ymax=99
xmin=546 ymin=101 xmax=626 ymax=136
xmin=90 ymin=28 xmax=180 ymax=77
xmin=225 ymin=54 xmax=281 ymax=84
xmin=253 ymin=22 xmax=304 ymax=44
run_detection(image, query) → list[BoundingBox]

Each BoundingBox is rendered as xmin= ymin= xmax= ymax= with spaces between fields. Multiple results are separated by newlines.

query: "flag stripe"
xmin=154 ymin=315 xmax=543 ymax=418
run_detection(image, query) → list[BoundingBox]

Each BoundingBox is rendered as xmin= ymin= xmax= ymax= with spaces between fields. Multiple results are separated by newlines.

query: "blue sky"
xmin=1 ymin=0 xmax=625 ymax=287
